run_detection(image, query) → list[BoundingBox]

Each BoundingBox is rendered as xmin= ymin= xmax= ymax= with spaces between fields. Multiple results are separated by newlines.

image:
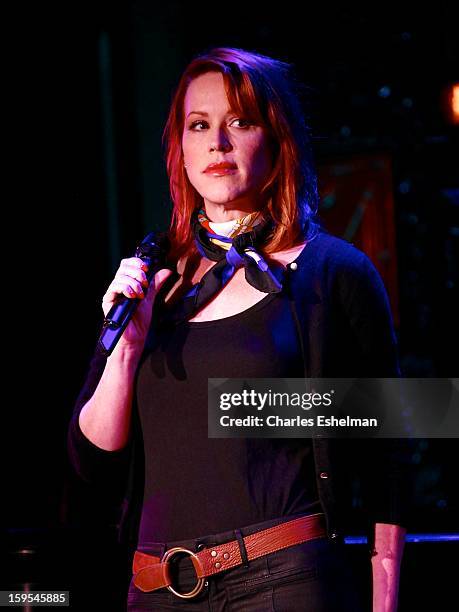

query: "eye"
xmin=188 ymin=120 xmax=209 ymax=131
xmin=230 ymin=118 xmax=252 ymax=128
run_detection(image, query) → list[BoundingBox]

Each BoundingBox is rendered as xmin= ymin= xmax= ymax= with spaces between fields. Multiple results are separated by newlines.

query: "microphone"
xmin=98 ymin=231 xmax=170 ymax=355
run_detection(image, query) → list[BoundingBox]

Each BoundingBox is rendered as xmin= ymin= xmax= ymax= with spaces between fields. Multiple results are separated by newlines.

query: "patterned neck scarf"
xmin=197 ymin=207 xmax=264 ymax=245
xmin=163 ymin=207 xmax=283 ymax=324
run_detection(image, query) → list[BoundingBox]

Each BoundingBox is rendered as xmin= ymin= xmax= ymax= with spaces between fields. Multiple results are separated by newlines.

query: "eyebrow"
xmin=186 ymin=111 xmax=209 ymax=118
xmin=186 ymin=110 xmax=234 ymax=119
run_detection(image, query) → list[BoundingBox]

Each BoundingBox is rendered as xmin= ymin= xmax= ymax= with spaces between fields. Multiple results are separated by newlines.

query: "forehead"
xmin=184 ymin=72 xmax=230 ymax=114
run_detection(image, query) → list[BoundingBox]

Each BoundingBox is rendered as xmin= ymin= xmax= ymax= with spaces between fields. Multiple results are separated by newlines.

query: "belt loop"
xmin=234 ymin=529 xmax=249 ymax=568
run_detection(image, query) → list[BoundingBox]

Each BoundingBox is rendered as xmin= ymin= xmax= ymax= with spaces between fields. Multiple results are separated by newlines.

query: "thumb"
xmin=144 ymin=268 xmax=174 ymax=303
xmin=153 ymin=268 xmax=175 ymax=291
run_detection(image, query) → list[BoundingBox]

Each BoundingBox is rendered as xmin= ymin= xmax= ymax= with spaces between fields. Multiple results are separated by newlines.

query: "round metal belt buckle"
xmin=161 ymin=546 xmax=206 ymax=599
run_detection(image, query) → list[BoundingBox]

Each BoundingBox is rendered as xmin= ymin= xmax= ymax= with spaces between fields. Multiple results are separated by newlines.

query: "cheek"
xmin=244 ymin=139 xmax=272 ymax=176
xmin=182 ymin=142 xmax=203 ymax=188
xmin=181 ymin=135 xmax=194 ymax=160
xmin=182 ymin=138 xmax=204 ymax=186
xmin=181 ymin=130 xmax=203 ymax=155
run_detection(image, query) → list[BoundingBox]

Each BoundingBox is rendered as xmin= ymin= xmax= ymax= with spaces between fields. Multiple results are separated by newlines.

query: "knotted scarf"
xmin=162 ymin=207 xmax=283 ymax=324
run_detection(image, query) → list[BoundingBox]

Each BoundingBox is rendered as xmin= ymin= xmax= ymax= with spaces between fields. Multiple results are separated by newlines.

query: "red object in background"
xmin=441 ymin=83 xmax=459 ymax=126
xmin=317 ymin=153 xmax=399 ymax=326
xmin=448 ymin=83 xmax=459 ymax=125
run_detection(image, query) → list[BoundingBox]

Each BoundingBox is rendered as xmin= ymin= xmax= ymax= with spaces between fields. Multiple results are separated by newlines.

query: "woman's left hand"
xmin=371 ymin=523 xmax=406 ymax=612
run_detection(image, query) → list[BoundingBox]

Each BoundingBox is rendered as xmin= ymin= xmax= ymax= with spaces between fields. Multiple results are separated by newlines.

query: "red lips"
xmin=203 ymin=161 xmax=237 ymax=173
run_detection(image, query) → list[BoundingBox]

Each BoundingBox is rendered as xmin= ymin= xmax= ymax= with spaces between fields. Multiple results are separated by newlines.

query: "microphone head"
xmin=135 ymin=231 xmax=170 ymax=262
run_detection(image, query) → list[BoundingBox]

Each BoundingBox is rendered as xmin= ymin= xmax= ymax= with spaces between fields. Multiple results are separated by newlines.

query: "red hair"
xmin=162 ymin=47 xmax=319 ymax=261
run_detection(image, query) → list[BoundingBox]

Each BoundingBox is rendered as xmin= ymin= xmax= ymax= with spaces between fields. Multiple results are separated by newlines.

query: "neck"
xmin=203 ymin=200 xmax=265 ymax=223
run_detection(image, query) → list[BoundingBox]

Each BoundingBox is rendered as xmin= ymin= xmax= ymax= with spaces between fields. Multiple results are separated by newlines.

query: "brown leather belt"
xmin=132 ymin=512 xmax=326 ymax=599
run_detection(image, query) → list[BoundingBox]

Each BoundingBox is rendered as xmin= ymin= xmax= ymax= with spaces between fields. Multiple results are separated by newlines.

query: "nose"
xmin=209 ymin=127 xmax=232 ymax=153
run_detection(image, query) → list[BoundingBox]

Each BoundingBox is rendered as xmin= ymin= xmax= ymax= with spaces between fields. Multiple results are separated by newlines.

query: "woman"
xmin=68 ymin=48 xmax=408 ymax=611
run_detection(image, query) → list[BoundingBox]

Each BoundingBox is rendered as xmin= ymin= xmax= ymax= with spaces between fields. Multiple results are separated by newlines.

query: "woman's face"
xmin=181 ymin=71 xmax=273 ymax=217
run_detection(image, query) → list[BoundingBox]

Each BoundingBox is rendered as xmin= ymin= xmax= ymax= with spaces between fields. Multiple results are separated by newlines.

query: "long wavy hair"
xmin=162 ymin=47 xmax=319 ymax=260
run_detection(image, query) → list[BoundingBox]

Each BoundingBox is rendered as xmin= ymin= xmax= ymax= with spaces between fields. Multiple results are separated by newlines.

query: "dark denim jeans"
xmin=128 ymin=515 xmax=368 ymax=611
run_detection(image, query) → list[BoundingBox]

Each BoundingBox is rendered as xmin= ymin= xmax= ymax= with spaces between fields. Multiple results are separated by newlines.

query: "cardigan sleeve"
xmin=67 ymin=345 xmax=132 ymax=487
xmin=332 ymin=246 xmax=400 ymax=377
xmin=332 ymin=245 xmax=414 ymax=544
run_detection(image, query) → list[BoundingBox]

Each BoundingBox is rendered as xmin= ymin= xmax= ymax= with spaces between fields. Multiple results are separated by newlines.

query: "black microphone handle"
xmin=104 ymin=254 xmax=160 ymax=329
xmin=98 ymin=255 xmax=166 ymax=356
xmin=98 ymin=232 xmax=170 ymax=355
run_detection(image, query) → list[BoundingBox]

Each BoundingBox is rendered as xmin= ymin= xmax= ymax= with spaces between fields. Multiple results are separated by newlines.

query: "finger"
xmin=119 ymin=257 xmax=149 ymax=274
xmin=103 ymin=280 xmax=144 ymax=302
xmin=114 ymin=272 xmax=149 ymax=291
xmin=116 ymin=271 xmax=148 ymax=290
xmin=117 ymin=265 xmax=149 ymax=288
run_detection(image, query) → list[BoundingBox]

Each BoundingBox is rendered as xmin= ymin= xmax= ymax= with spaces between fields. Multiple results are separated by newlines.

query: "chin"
xmin=200 ymin=190 xmax=248 ymax=206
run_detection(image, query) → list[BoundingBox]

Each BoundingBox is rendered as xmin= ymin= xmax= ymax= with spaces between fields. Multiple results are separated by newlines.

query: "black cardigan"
xmin=67 ymin=231 xmax=412 ymax=554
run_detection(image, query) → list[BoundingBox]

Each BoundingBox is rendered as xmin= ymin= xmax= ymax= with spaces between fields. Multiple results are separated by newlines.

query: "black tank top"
xmin=136 ymin=290 xmax=322 ymax=543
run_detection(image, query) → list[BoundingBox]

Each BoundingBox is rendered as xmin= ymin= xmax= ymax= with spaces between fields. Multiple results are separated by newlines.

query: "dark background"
xmin=5 ymin=1 xmax=458 ymax=609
